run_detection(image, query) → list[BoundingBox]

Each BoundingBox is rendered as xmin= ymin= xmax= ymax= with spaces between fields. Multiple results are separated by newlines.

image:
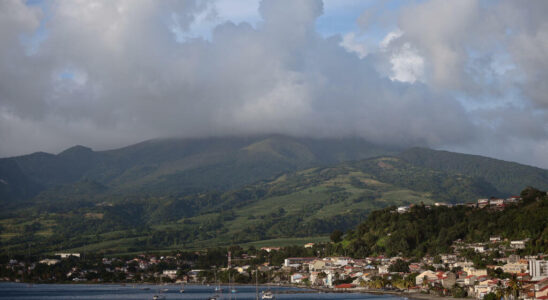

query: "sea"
xmin=0 ymin=283 xmax=405 ymax=300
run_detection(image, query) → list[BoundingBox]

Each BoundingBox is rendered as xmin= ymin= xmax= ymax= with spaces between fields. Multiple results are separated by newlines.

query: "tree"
xmin=330 ymin=230 xmax=343 ymax=243
xmin=389 ymin=259 xmax=410 ymax=273
xmin=483 ymin=292 xmax=497 ymax=300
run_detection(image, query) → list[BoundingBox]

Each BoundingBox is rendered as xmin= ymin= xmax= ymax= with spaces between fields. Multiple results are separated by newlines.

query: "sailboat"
xmin=179 ymin=284 xmax=185 ymax=293
xmin=261 ymin=270 xmax=275 ymax=299
xmin=208 ymin=269 xmax=221 ymax=300
xmin=261 ymin=291 xmax=275 ymax=299
xmin=230 ymin=272 xmax=237 ymax=294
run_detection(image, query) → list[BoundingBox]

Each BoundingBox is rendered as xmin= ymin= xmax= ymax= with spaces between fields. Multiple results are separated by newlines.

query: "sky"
xmin=1 ymin=0 xmax=548 ymax=168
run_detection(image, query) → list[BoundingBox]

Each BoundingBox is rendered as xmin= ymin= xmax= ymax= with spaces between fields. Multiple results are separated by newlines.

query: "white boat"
xmin=153 ymin=295 xmax=166 ymax=300
xmin=261 ymin=290 xmax=275 ymax=299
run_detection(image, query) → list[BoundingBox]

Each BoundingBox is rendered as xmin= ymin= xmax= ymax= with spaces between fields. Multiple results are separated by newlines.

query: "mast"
xmin=256 ymin=268 xmax=259 ymax=300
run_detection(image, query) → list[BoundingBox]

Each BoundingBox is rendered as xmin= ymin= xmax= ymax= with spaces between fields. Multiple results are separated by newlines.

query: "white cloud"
xmin=1 ymin=0 xmax=548 ymax=168
xmin=340 ymin=32 xmax=367 ymax=59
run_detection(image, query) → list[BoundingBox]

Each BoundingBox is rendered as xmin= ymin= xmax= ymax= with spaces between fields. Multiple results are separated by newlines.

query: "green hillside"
xmin=0 ymin=156 xmax=501 ymax=255
xmin=339 ymin=187 xmax=548 ymax=257
xmin=1 ymin=136 xmax=547 ymax=256
xmin=400 ymin=147 xmax=548 ymax=195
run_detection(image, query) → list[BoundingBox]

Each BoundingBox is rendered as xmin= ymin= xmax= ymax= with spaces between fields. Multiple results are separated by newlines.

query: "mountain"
xmin=1 ymin=136 xmax=548 ymax=255
xmin=0 ymin=155 xmax=503 ymax=255
xmin=0 ymin=135 xmax=397 ymax=203
xmin=399 ymin=147 xmax=548 ymax=195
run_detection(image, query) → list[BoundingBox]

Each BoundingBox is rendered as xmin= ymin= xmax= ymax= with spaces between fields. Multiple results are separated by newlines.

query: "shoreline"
xmin=0 ymin=281 xmax=470 ymax=300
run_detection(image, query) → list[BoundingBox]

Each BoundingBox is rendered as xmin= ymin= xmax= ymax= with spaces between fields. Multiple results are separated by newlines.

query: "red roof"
xmin=335 ymin=284 xmax=356 ymax=289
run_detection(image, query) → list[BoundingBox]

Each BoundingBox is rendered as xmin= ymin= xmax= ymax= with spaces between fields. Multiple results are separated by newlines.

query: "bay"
xmin=0 ymin=283 xmax=404 ymax=300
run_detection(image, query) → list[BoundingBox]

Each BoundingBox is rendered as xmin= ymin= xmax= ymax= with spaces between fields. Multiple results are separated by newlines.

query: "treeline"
xmin=340 ymin=187 xmax=548 ymax=258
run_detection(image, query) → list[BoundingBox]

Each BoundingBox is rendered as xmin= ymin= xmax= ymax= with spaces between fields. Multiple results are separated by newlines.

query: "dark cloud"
xmin=0 ymin=0 xmax=547 ymax=168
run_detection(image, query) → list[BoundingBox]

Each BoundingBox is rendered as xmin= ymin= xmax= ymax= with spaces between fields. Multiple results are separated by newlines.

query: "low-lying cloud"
xmin=1 ymin=0 xmax=548 ymax=168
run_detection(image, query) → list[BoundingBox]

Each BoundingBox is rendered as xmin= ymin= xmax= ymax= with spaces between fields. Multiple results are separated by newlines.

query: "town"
xmin=2 ymin=229 xmax=547 ymax=300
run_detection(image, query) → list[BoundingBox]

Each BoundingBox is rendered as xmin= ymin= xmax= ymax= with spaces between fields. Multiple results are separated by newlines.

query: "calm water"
xmin=0 ymin=283 xmax=403 ymax=300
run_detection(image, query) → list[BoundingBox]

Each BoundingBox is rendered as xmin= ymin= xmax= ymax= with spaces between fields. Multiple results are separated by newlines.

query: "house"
xmin=332 ymin=257 xmax=352 ymax=266
xmin=309 ymin=272 xmax=325 ymax=286
xmin=55 ymin=253 xmax=80 ymax=258
xmin=534 ymin=278 xmax=548 ymax=299
xmin=378 ymin=265 xmax=389 ymax=274
xmin=290 ymin=273 xmax=306 ymax=284
xmin=505 ymin=196 xmax=521 ymax=203
xmin=304 ymin=243 xmax=315 ymax=248
xmin=39 ymin=259 xmax=60 ymax=266
xmin=473 ymin=279 xmax=498 ymax=299
xmin=309 ymin=260 xmax=327 ymax=271
xmin=478 ymin=198 xmax=489 ymax=208
xmin=162 ymin=270 xmax=178 ymax=279
xmin=260 ymin=247 xmax=280 ymax=253
xmin=511 ymin=240 xmax=527 ymax=249
xmin=463 ymin=267 xmax=487 ymax=277
xmin=284 ymin=257 xmax=315 ymax=267
xmin=416 ymin=270 xmax=439 ymax=285
xmin=489 ymin=236 xmax=501 ymax=243
xmin=472 ymin=245 xmax=486 ymax=253
xmin=489 ymin=198 xmax=504 ymax=207
xmin=501 ymin=262 xmax=528 ymax=274
xmin=464 ymin=275 xmax=477 ymax=285
xmin=409 ymin=263 xmax=422 ymax=273
xmin=397 ymin=206 xmax=410 ymax=213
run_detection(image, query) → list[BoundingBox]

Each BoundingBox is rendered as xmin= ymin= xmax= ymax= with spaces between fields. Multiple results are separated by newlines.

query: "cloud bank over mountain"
xmin=1 ymin=0 xmax=547 ymax=167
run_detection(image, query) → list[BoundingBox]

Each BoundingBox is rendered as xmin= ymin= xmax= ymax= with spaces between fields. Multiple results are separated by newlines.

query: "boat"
xmin=261 ymin=290 xmax=275 ymax=299
xmin=161 ymin=288 xmax=169 ymax=293
xmin=179 ymin=284 xmax=185 ymax=293
xmin=152 ymin=295 xmax=166 ymax=300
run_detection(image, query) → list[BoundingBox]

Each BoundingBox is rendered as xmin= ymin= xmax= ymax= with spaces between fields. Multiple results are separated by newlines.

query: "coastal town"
xmin=2 ymin=207 xmax=547 ymax=300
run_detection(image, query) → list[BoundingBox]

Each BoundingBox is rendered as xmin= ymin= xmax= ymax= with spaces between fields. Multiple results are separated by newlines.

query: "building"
xmin=55 ymin=253 xmax=80 ymax=258
xmin=511 ymin=240 xmax=526 ymax=249
xmin=39 ymin=259 xmax=60 ymax=266
xmin=529 ymin=260 xmax=548 ymax=279
xmin=260 ymin=247 xmax=280 ymax=253
xmin=416 ymin=270 xmax=438 ymax=285
xmin=477 ymin=199 xmax=489 ymax=208
xmin=397 ymin=206 xmax=410 ymax=213
xmin=163 ymin=270 xmax=178 ymax=279
xmin=284 ymin=257 xmax=315 ymax=267
xmin=501 ymin=262 xmax=528 ymax=274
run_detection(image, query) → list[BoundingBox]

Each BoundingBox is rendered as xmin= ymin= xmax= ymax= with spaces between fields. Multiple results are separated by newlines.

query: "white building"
xmin=55 ymin=253 xmax=80 ymax=258
xmin=529 ymin=259 xmax=548 ymax=279
xmin=163 ymin=270 xmax=178 ymax=279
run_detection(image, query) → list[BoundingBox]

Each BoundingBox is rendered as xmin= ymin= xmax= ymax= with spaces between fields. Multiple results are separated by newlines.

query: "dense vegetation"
xmin=400 ymin=147 xmax=548 ymax=195
xmin=0 ymin=154 xmax=506 ymax=256
xmin=1 ymin=136 xmax=547 ymax=255
xmin=339 ymin=187 xmax=548 ymax=258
